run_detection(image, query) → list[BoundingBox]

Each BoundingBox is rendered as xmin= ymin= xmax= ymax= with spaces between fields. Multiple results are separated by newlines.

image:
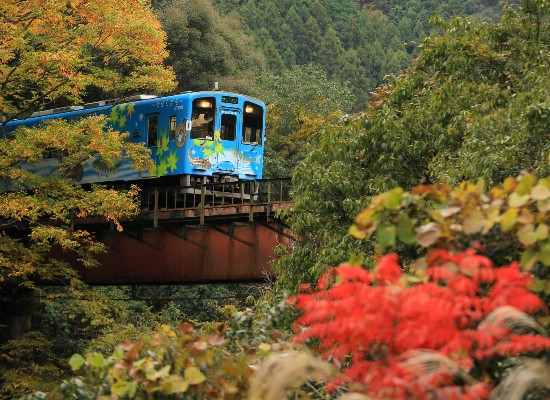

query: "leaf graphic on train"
xmin=214 ymin=142 xmax=224 ymax=155
xmin=149 ymin=163 xmax=158 ymax=177
xmin=109 ymin=107 xmax=119 ymax=125
xmin=203 ymin=148 xmax=214 ymax=158
xmin=127 ymin=103 xmax=135 ymax=118
xmin=157 ymin=159 xmax=169 ymax=176
xmin=118 ymin=115 xmax=126 ymax=129
xmin=158 ymin=130 xmax=170 ymax=153
xmin=166 ymin=151 xmax=178 ymax=172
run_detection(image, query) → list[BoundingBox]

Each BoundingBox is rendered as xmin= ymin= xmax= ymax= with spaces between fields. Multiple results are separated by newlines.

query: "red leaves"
xmin=291 ymin=248 xmax=550 ymax=399
xmin=374 ymin=253 xmax=402 ymax=284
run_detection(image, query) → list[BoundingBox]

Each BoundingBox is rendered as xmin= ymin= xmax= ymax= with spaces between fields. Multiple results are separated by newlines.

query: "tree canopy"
xmin=274 ymin=1 xmax=550 ymax=293
xmin=0 ymin=0 xmax=175 ymax=123
xmin=0 ymin=0 xmax=175 ymax=303
xmin=155 ymin=0 xmax=265 ymax=94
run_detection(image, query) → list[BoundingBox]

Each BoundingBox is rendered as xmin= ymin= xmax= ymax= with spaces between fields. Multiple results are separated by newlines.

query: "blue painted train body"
xmin=5 ymin=91 xmax=266 ymax=186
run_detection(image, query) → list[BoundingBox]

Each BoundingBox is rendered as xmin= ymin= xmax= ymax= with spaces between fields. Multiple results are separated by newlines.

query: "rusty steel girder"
xmin=76 ymin=219 xmax=293 ymax=284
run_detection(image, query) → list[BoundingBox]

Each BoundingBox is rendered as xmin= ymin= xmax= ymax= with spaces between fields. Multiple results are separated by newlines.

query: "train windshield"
xmin=191 ymin=98 xmax=215 ymax=139
xmin=242 ymin=102 xmax=263 ymax=145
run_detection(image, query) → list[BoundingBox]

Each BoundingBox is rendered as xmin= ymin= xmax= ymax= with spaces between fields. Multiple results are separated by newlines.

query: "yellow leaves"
xmin=161 ymin=375 xmax=189 ymax=395
xmin=352 ymin=173 xmax=550 ymax=271
xmin=463 ymin=209 xmax=484 ymax=234
xmin=531 ymin=182 xmax=550 ymax=201
xmin=184 ymin=366 xmax=206 ymax=385
xmin=509 ymin=192 xmax=530 ymax=207
xmin=500 ymin=208 xmax=518 ymax=231
xmin=1 ymin=0 xmax=176 ymax=123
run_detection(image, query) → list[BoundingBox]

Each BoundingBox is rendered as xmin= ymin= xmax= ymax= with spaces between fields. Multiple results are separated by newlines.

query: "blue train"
xmin=4 ymin=91 xmax=266 ymax=188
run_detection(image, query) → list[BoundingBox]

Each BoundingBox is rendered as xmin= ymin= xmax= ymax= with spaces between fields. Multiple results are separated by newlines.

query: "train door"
xmin=217 ymin=107 xmax=241 ymax=174
xmin=238 ymin=102 xmax=264 ymax=178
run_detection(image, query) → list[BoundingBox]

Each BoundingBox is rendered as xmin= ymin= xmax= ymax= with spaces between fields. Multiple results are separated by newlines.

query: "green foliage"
xmin=27 ymin=324 xmax=260 ymax=400
xmin=0 ymin=332 xmax=65 ymax=398
xmin=254 ymin=64 xmax=354 ymax=178
xmin=274 ymin=3 xmax=550 ymax=293
xmin=156 ymin=0 xmax=265 ymax=93
xmin=215 ymin=0 xmax=521 ymax=111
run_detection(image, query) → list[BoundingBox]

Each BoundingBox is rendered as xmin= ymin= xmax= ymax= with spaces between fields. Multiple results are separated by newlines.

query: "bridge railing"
xmin=142 ymin=177 xmax=292 ymax=226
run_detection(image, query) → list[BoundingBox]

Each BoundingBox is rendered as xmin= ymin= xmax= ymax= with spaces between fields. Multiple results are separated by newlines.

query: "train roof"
xmin=29 ymin=91 xmax=263 ymax=119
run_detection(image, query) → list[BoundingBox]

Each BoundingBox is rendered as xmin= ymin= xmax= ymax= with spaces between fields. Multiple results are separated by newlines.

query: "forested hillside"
xmin=213 ymin=0 xmax=520 ymax=110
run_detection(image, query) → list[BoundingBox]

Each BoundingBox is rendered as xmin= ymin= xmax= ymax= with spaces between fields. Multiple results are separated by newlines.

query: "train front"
xmin=182 ymin=91 xmax=266 ymax=181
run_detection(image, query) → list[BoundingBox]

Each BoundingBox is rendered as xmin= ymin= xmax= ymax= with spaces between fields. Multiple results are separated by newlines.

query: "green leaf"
xmin=127 ymin=381 xmax=137 ymax=398
xmin=377 ymin=222 xmax=396 ymax=248
xmin=520 ymin=248 xmax=538 ymax=271
xmin=111 ymin=380 xmax=128 ymax=396
xmin=384 ymin=187 xmax=404 ymax=210
xmin=539 ymin=241 xmax=550 ymax=266
xmin=89 ymin=352 xmax=105 ymax=368
xmin=85 ymin=352 xmax=104 ymax=368
xmin=69 ymin=354 xmax=85 ymax=371
xmin=396 ymin=214 xmax=416 ymax=244
xmin=529 ymin=278 xmax=544 ymax=292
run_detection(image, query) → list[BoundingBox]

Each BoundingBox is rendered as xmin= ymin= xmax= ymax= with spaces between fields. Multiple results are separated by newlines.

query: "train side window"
xmin=220 ymin=114 xmax=236 ymax=141
xmin=147 ymin=114 xmax=159 ymax=147
xmin=191 ymin=98 xmax=215 ymax=139
xmin=242 ymin=102 xmax=263 ymax=145
xmin=169 ymin=115 xmax=176 ymax=140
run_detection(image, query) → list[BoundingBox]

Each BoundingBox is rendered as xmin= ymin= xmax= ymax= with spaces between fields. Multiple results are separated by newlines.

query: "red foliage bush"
xmin=291 ymin=248 xmax=550 ymax=399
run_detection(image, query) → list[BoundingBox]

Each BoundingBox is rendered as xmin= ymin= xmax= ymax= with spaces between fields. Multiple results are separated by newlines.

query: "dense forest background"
xmin=155 ymin=0 xmax=520 ymax=110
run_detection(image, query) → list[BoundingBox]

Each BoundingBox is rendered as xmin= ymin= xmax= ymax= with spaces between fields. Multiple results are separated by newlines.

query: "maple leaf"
xmin=214 ymin=142 xmax=224 ymax=155
xmin=203 ymin=148 xmax=213 ymax=158
xmin=157 ymin=160 xmax=168 ymax=177
xmin=127 ymin=103 xmax=135 ymax=118
xmin=166 ymin=151 xmax=178 ymax=172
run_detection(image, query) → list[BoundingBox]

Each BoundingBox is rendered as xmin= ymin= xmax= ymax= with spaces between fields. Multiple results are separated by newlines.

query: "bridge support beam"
xmin=76 ymin=220 xmax=291 ymax=284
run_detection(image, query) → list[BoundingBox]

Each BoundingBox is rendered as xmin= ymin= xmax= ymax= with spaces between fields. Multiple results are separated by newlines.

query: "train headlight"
xmin=198 ymin=100 xmax=213 ymax=108
xmin=245 ymin=105 xmax=255 ymax=114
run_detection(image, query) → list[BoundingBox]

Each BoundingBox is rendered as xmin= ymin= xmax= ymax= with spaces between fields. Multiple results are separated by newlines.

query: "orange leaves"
xmin=1 ymin=0 xmax=175 ymax=120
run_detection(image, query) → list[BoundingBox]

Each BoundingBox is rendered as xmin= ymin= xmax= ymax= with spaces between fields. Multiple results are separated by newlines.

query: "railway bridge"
xmin=73 ymin=178 xmax=293 ymax=284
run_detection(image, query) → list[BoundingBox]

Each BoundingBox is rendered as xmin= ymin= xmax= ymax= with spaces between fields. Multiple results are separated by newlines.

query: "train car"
xmin=4 ymin=91 xmax=266 ymax=189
